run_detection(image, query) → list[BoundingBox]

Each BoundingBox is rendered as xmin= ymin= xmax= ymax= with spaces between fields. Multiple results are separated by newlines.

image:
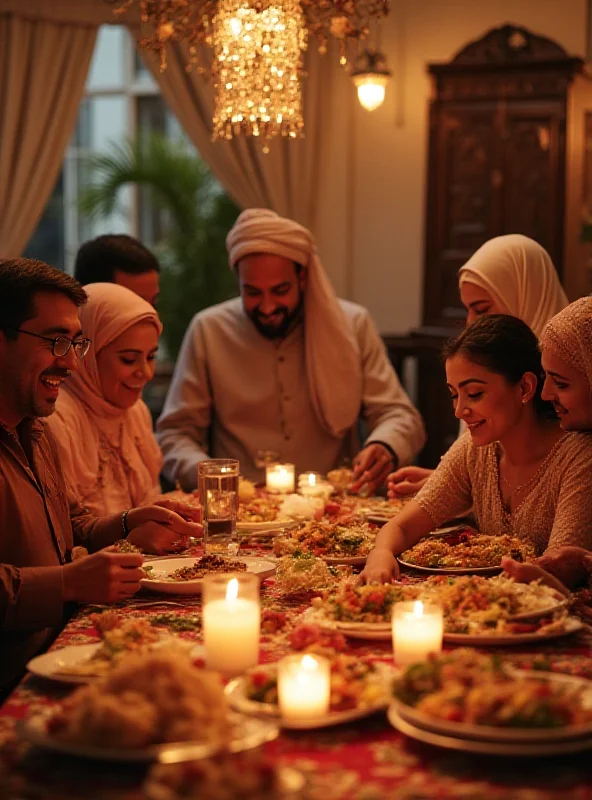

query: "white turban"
xmin=458 ymin=234 xmax=567 ymax=338
xmin=227 ymin=209 xmax=362 ymax=438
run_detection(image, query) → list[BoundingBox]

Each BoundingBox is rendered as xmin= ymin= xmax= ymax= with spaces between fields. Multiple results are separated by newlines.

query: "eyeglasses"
xmin=12 ymin=328 xmax=91 ymax=360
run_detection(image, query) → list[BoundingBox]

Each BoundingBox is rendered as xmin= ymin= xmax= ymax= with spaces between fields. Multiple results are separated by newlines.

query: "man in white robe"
xmin=156 ymin=209 xmax=425 ymax=489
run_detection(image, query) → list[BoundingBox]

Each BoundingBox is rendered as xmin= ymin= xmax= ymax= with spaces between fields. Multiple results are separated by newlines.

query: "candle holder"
xmin=392 ymin=600 xmax=443 ymax=667
xmin=277 ymin=653 xmax=331 ymax=720
xmin=198 ymin=459 xmax=239 ymax=555
xmin=265 ymin=463 xmax=295 ymax=494
xmin=298 ymin=472 xmax=333 ymax=499
xmin=203 ymin=573 xmax=261 ymax=676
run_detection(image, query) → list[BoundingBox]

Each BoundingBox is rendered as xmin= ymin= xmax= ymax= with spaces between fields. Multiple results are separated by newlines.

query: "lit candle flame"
xmin=308 ymin=473 xmax=316 ymax=486
xmin=301 ymin=654 xmax=318 ymax=670
xmin=226 ymin=577 xmax=239 ymax=603
xmin=413 ymin=600 xmax=424 ymax=617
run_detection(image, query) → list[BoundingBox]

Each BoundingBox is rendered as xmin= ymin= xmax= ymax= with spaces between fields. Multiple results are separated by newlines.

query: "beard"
xmin=247 ymin=293 xmax=304 ymax=341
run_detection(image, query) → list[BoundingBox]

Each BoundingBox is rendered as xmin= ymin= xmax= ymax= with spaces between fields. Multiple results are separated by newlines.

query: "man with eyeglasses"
xmin=0 ymin=258 xmax=199 ymax=694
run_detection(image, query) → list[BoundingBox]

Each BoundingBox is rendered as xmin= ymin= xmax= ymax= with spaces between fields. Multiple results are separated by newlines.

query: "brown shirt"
xmin=0 ymin=419 xmax=97 ymax=690
xmin=415 ymin=431 xmax=592 ymax=556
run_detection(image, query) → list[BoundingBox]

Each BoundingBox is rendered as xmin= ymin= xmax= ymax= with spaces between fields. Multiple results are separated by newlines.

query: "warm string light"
xmin=212 ymin=0 xmax=306 ymax=145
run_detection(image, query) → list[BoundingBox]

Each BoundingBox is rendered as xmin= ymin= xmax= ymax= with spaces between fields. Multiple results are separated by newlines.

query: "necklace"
xmin=499 ymin=472 xmax=534 ymax=496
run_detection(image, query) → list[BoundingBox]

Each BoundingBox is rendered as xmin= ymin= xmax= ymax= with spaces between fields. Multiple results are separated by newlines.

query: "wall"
xmin=316 ymin=0 xmax=588 ymax=334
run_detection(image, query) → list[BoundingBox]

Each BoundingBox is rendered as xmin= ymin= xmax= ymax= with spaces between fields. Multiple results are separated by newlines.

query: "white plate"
xmin=236 ymin=519 xmax=300 ymax=533
xmin=145 ymin=765 xmax=306 ymax=800
xmin=27 ymin=644 xmax=102 ymax=685
xmin=397 ymin=558 xmax=502 ymax=576
xmin=443 ymin=616 xmax=583 ymax=646
xmin=388 ymin=705 xmax=592 ymax=757
xmin=391 ymin=671 xmax=592 ymax=743
xmin=225 ymin=663 xmax=393 ymax=729
xmin=305 ymin=611 xmax=392 ymax=641
xmin=141 ymin=557 xmax=277 ymax=595
xmin=323 ymin=555 xmax=368 ymax=566
xmin=27 ymin=643 xmax=204 ymax=685
xmin=19 ymin=710 xmax=278 ymax=763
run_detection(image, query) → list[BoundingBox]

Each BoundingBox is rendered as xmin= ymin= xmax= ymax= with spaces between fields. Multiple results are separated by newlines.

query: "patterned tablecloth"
xmin=1 ymin=543 xmax=592 ymax=800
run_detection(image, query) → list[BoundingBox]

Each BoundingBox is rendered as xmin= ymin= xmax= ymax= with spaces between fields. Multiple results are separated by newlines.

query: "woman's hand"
xmin=534 ymin=547 xmax=592 ymax=590
xmin=387 ymin=466 xmax=433 ymax=498
xmin=359 ymin=548 xmax=400 ymax=584
xmin=126 ymin=505 xmax=203 ymax=555
xmin=501 ymin=556 xmax=570 ymax=596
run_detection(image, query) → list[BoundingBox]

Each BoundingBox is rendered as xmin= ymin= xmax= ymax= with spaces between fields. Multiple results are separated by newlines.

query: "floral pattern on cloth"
xmin=1 ymin=542 xmax=592 ymax=799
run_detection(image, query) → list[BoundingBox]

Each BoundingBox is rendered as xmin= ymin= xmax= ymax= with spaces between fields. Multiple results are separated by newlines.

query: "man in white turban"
xmin=156 ymin=209 xmax=425 ymax=489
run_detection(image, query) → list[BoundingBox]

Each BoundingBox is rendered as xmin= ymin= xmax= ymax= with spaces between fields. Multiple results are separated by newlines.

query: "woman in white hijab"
xmin=388 ymin=234 xmax=568 ymax=496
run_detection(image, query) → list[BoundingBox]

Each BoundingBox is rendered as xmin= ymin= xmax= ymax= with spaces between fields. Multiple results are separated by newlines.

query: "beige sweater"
xmin=157 ymin=298 xmax=425 ymax=488
xmin=415 ymin=431 xmax=592 ymax=556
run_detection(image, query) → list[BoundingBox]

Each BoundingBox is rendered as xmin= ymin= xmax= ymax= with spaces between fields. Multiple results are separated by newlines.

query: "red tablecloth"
xmin=1 ymin=546 xmax=592 ymax=800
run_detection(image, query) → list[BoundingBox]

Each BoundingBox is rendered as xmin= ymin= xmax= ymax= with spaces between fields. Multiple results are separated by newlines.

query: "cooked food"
xmin=393 ymin=649 xmax=592 ymax=729
xmin=148 ymin=755 xmax=285 ymax=800
xmin=71 ymin=546 xmax=89 ymax=561
xmin=245 ymin=652 xmax=387 ymax=713
xmin=274 ymin=552 xmax=350 ymax=596
xmin=238 ymin=495 xmax=284 ymax=523
xmin=273 ymin=518 xmax=375 ymax=559
xmin=312 ymin=582 xmax=419 ymax=624
xmin=144 ymin=555 xmax=247 ymax=582
xmin=418 ymin=574 xmax=566 ymax=635
xmin=111 ymin=539 xmax=142 ymax=554
xmin=48 ymin=652 xmax=230 ymax=748
xmin=238 ymin=477 xmax=257 ymax=503
xmin=326 ymin=468 xmax=353 ymax=491
xmin=400 ymin=532 xmax=535 ymax=569
xmin=155 ymin=489 xmax=203 ymax=523
xmin=54 ymin=614 xmax=165 ymax=678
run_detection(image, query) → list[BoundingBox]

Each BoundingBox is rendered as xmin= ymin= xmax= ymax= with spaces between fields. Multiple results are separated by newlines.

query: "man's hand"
xmin=63 ymin=549 xmax=144 ymax=604
xmin=350 ymin=444 xmax=395 ymax=495
xmin=387 ymin=466 xmax=433 ymax=498
xmin=359 ymin=548 xmax=400 ymax=584
xmin=534 ymin=547 xmax=592 ymax=590
xmin=126 ymin=505 xmax=203 ymax=555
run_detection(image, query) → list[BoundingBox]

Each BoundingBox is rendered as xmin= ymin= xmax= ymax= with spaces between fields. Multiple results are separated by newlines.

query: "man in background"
xmin=74 ymin=234 xmax=160 ymax=307
xmin=157 ymin=209 xmax=425 ymax=491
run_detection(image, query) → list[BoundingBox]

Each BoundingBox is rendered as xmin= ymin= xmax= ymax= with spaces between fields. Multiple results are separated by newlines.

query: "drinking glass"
xmin=197 ymin=459 xmax=239 ymax=555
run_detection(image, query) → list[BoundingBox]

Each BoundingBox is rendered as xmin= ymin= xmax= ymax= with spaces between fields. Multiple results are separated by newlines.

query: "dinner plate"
xmin=224 ymin=663 xmax=393 ymax=729
xmin=26 ymin=643 xmax=204 ymax=685
xmin=305 ymin=611 xmax=392 ymax=641
xmin=388 ymin=706 xmax=592 ymax=757
xmin=443 ymin=616 xmax=583 ymax=646
xmin=397 ymin=559 xmax=502 ymax=576
xmin=236 ymin=519 xmax=300 ymax=533
xmin=145 ymin=765 xmax=306 ymax=800
xmin=322 ymin=555 xmax=369 ymax=566
xmin=391 ymin=671 xmax=592 ymax=743
xmin=141 ymin=557 xmax=277 ymax=595
xmin=19 ymin=710 xmax=279 ymax=763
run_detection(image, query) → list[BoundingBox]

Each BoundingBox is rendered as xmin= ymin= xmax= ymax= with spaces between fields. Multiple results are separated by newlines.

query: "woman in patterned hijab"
xmin=503 ymin=296 xmax=592 ymax=590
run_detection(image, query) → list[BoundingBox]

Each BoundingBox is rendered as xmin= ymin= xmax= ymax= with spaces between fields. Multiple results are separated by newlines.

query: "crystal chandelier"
xmin=109 ymin=1 xmax=390 ymax=145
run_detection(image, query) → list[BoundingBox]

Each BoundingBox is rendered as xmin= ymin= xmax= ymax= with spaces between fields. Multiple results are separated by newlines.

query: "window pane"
xmin=87 ymin=26 xmax=126 ymax=90
xmin=24 ymin=172 xmax=65 ymax=271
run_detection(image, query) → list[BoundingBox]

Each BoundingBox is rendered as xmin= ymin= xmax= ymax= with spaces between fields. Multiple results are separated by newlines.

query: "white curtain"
xmin=0 ymin=12 xmax=97 ymax=256
xmin=136 ymin=39 xmax=335 ymax=233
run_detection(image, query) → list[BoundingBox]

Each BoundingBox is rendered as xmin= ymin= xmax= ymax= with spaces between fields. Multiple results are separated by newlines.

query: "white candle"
xmin=203 ymin=575 xmax=260 ymax=675
xmin=278 ymin=654 xmax=331 ymax=720
xmin=266 ymin=463 xmax=295 ymax=493
xmin=392 ymin=600 xmax=443 ymax=666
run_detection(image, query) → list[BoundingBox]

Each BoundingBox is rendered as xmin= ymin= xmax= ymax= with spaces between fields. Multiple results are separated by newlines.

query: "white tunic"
xmin=156 ymin=298 xmax=425 ymax=488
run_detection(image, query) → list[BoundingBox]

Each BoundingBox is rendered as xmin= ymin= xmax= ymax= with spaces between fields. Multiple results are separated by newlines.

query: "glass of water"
xmin=197 ymin=459 xmax=239 ymax=555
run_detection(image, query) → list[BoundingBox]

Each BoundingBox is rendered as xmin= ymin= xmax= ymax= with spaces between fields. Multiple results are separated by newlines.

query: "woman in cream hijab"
xmin=389 ymin=234 xmax=568 ymax=496
xmin=48 ymin=282 xmax=164 ymax=518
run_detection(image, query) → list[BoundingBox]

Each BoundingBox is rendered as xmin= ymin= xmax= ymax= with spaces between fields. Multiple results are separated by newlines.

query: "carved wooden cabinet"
xmin=423 ymin=23 xmax=592 ymax=327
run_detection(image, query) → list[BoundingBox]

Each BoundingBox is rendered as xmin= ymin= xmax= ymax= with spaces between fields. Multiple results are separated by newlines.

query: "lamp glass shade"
xmin=353 ymin=73 xmax=389 ymax=111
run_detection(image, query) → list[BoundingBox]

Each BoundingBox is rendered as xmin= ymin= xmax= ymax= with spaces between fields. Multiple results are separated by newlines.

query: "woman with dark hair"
xmin=361 ymin=314 xmax=592 ymax=584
